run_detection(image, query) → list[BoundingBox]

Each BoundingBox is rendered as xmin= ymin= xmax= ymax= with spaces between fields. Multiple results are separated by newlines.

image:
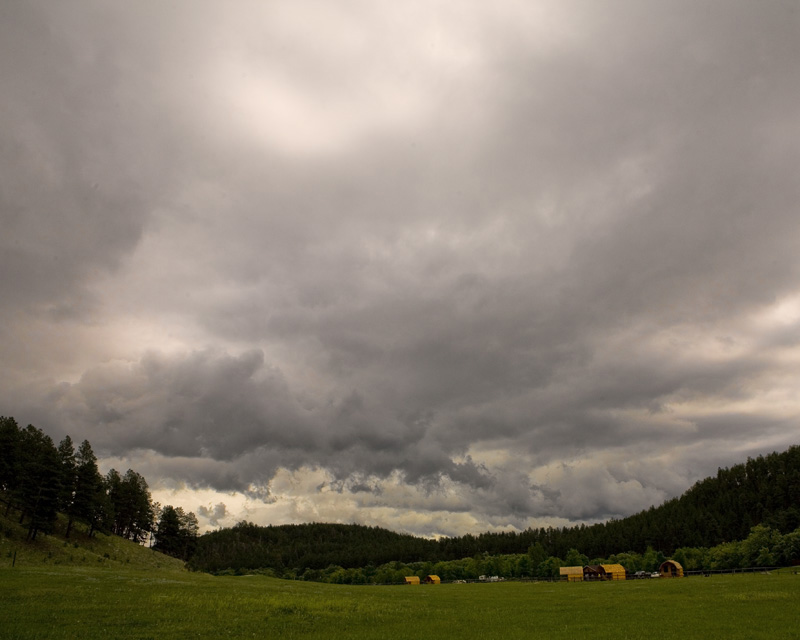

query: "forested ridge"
xmin=188 ymin=445 xmax=800 ymax=580
xmin=436 ymin=444 xmax=800 ymax=560
xmin=188 ymin=521 xmax=439 ymax=574
xmin=0 ymin=416 xmax=197 ymax=559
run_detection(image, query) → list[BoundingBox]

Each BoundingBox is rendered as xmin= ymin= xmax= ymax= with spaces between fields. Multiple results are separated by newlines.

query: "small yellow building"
xmin=423 ymin=575 xmax=441 ymax=584
xmin=559 ymin=566 xmax=584 ymax=582
xmin=404 ymin=576 xmax=420 ymax=585
xmin=600 ymin=564 xmax=626 ymax=580
xmin=659 ymin=560 xmax=684 ymax=578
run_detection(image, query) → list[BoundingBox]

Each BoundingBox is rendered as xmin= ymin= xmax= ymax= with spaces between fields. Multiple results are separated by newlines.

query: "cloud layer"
xmin=2 ymin=0 xmax=799 ymax=536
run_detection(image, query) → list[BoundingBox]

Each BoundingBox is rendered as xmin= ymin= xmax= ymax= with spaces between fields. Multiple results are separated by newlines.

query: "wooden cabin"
xmin=583 ymin=565 xmax=604 ymax=580
xmin=583 ymin=564 xmax=626 ymax=581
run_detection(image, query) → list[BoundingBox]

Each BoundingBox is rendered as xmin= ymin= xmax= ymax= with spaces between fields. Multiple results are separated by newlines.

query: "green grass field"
xmin=2 ymin=511 xmax=799 ymax=639
xmin=2 ymin=565 xmax=799 ymax=639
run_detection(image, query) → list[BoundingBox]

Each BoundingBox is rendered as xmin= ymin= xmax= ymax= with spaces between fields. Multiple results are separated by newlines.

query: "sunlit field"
xmin=2 ymin=566 xmax=798 ymax=640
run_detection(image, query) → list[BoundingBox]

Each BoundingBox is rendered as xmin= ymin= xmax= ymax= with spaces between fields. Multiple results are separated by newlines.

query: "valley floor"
xmin=2 ymin=566 xmax=799 ymax=639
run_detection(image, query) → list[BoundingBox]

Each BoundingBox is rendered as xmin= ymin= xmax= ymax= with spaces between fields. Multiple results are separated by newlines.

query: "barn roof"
xmin=560 ymin=566 xmax=584 ymax=575
xmin=601 ymin=564 xmax=625 ymax=573
xmin=600 ymin=564 xmax=626 ymax=580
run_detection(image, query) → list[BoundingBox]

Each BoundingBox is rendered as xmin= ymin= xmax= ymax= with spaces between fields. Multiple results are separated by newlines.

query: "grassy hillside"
xmin=0 ymin=507 xmax=184 ymax=572
xmin=2 ymin=565 xmax=799 ymax=639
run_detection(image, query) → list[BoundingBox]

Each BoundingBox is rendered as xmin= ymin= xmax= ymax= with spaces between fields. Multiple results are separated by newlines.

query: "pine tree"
xmin=154 ymin=505 xmax=200 ymax=560
xmin=68 ymin=440 xmax=104 ymax=537
xmin=106 ymin=469 xmax=155 ymax=542
xmin=56 ymin=435 xmax=77 ymax=516
xmin=15 ymin=425 xmax=62 ymax=540
xmin=155 ymin=505 xmax=183 ymax=557
xmin=0 ymin=416 xmax=21 ymax=513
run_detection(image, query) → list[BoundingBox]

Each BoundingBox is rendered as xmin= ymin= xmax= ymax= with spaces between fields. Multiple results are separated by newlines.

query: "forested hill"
xmin=188 ymin=445 xmax=800 ymax=573
xmin=434 ymin=445 xmax=800 ymax=561
xmin=188 ymin=522 xmax=438 ymax=573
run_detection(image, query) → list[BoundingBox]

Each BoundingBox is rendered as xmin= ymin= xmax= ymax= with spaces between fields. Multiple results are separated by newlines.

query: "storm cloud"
xmin=2 ymin=0 xmax=799 ymax=536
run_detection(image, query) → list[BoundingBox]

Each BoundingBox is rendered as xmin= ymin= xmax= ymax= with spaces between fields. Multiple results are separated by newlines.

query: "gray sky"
xmin=2 ymin=0 xmax=799 ymax=536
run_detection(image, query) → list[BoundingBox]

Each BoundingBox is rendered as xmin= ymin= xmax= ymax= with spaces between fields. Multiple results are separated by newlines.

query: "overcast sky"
xmin=2 ymin=0 xmax=799 ymax=537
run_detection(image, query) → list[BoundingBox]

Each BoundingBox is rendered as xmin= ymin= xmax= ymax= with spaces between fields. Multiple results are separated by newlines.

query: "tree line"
xmin=0 ymin=416 xmax=197 ymax=559
xmin=220 ymin=522 xmax=800 ymax=585
xmin=187 ymin=521 xmax=439 ymax=574
xmin=188 ymin=521 xmax=800 ymax=584
xmin=187 ymin=445 xmax=800 ymax=579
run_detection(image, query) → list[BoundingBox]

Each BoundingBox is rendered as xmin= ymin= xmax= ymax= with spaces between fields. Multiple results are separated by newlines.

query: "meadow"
xmin=2 ymin=512 xmax=797 ymax=639
xmin=2 ymin=564 xmax=798 ymax=640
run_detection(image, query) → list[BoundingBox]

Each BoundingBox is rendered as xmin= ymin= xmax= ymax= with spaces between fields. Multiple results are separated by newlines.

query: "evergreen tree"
xmin=154 ymin=505 xmax=182 ymax=556
xmin=14 ymin=425 xmax=62 ymax=540
xmin=106 ymin=469 xmax=155 ymax=542
xmin=56 ymin=435 xmax=77 ymax=515
xmin=102 ymin=468 xmax=122 ymax=534
xmin=155 ymin=505 xmax=200 ymax=560
xmin=0 ymin=416 xmax=21 ymax=512
xmin=68 ymin=440 xmax=104 ymax=537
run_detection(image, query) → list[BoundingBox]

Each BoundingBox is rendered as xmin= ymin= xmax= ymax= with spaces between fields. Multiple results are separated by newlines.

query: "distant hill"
xmin=188 ymin=521 xmax=438 ymax=573
xmin=188 ymin=445 xmax=800 ymax=574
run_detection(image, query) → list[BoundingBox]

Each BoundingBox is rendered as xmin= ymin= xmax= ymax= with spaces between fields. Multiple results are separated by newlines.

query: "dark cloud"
xmin=0 ymin=3 xmax=164 ymax=313
xmin=197 ymin=503 xmax=228 ymax=527
xmin=33 ymin=349 xmax=311 ymax=459
xmin=2 ymin=0 xmax=799 ymax=535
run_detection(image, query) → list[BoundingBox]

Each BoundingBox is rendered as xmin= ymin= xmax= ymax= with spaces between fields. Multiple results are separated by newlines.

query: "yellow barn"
xmin=404 ymin=576 xmax=420 ymax=585
xmin=600 ymin=564 xmax=626 ymax=580
xmin=559 ymin=566 xmax=584 ymax=582
xmin=423 ymin=575 xmax=441 ymax=584
xmin=659 ymin=560 xmax=684 ymax=578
